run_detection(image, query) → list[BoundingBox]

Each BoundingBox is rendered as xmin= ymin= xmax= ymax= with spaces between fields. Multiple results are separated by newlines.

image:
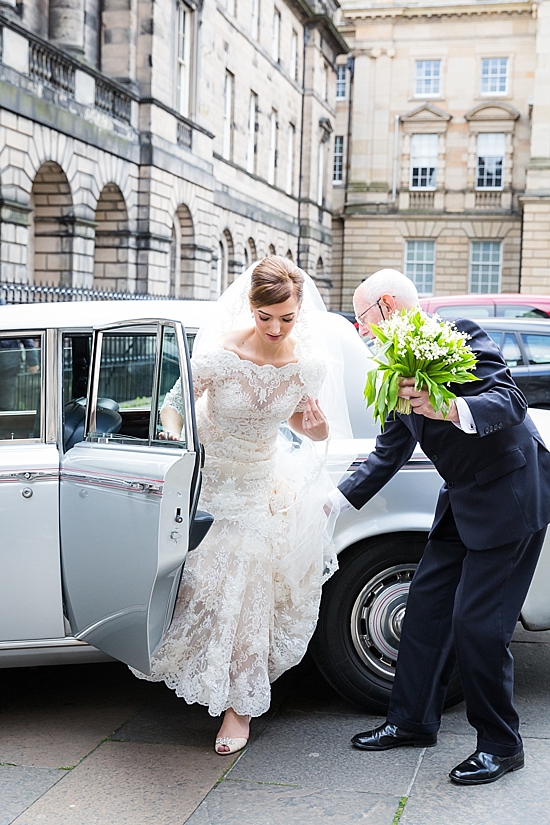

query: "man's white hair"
xmin=358 ymin=269 xmax=419 ymax=309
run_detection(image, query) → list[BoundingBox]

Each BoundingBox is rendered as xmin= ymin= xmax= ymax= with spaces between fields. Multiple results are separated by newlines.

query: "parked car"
xmin=1 ymin=300 xmax=550 ymax=716
xmin=476 ymin=318 xmax=550 ymax=410
xmin=420 ymin=293 xmax=550 ymax=319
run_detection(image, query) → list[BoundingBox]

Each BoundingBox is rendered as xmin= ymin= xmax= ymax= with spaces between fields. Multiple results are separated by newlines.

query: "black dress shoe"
xmin=351 ymin=722 xmax=437 ymax=751
xmin=449 ymin=749 xmax=524 ymax=785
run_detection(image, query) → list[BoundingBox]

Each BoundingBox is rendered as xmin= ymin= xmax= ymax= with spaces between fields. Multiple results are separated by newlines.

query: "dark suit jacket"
xmin=339 ymin=318 xmax=550 ymax=550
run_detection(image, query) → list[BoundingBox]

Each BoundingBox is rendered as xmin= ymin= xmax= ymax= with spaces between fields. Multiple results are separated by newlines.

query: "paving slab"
xmin=0 ymin=765 xmax=62 ymax=825
xmin=400 ymin=734 xmax=550 ymax=825
xmin=0 ymin=663 xmax=157 ymax=769
xmin=186 ymin=780 xmax=403 ymax=825
xmin=10 ymin=740 xmax=226 ymax=825
xmin=228 ymin=711 xmax=423 ymax=796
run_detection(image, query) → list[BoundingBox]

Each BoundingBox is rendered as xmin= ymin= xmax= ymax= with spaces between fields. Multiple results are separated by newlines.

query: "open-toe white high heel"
xmin=214 ymin=736 xmax=248 ymax=755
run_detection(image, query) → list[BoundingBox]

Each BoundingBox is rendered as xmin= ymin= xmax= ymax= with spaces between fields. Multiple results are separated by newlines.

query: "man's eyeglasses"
xmin=355 ymin=297 xmax=394 ymax=326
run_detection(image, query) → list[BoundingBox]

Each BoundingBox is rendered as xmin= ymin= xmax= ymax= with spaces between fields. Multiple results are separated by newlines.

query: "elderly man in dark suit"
xmin=334 ymin=269 xmax=550 ymax=785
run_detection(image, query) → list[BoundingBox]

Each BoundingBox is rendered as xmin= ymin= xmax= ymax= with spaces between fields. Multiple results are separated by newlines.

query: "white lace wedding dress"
xmin=131 ymin=340 xmax=337 ymax=718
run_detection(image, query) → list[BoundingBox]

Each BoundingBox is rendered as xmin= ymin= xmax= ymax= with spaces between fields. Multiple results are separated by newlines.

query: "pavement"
xmin=1 ymin=626 xmax=550 ymax=825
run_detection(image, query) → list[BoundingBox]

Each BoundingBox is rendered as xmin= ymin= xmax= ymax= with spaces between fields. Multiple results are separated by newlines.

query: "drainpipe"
xmin=391 ymin=114 xmax=400 ymax=203
xmin=297 ymin=26 xmax=310 ymax=269
xmin=343 ymin=55 xmax=355 ymax=212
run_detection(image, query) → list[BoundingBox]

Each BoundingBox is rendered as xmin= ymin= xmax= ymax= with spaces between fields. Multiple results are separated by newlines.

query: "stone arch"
xmin=314 ymin=256 xmax=332 ymax=307
xmin=93 ymin=184 xmax=130 ymax=290
xmin=248 ymin=237 xmax=258 ymax=262
xmin=171 ymin=203 xmax=195 ymax=298
xmin=30 ymin=161 xmax=74 ymax=286
xmin=223 ymin=228 xmax=240 ymax=285
xmin=286 ymin=249 xmax=293 ymax=260
xmin=268 ymin=243 xmax=276 ymax=256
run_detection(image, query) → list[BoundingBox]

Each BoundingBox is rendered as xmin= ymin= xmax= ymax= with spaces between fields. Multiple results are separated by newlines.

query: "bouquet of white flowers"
xmin=364 ymin=307 xmax=480 ymax=428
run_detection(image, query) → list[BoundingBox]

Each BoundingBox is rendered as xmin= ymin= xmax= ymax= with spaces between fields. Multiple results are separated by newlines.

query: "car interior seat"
xmin=64 ymin=397 xmax=122 ymax=451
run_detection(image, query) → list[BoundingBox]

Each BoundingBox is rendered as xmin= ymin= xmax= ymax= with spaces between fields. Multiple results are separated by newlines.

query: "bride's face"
xmin=251 ymin=294 xmax=301 ymax=345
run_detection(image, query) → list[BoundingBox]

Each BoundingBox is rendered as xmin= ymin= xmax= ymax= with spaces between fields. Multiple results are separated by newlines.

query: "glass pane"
xmin=521 ymin=334 xmax=550 ymax=365
xmin=496 ymin=305 xmax=549 ymax=319
xmin=435 ymin=305 xmax=494 ymax=318
xmin=91 ymin=331 xmax=157 ymax=441
xmin=62 ymin=334 xmax=92 ymax=451
xmin=487 ymin=331 xmax=503 ymax=347
xmin=155 ymin=328 xmax=186 ymax=446
xmin=501 ymin=333 xmax=522 ymax=367
xmin=0 ymin=337 xmax=42 ymax=441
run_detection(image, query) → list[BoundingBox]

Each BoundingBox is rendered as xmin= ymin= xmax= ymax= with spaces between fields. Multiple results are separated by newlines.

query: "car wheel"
xmin=310 ymin=532 xmax=464 ymax=715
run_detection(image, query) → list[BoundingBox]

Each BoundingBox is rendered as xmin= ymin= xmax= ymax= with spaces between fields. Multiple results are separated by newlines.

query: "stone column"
xmin=49 ymin=0 xmax=85 ymax=54
xmin=520 ymin=0 xmax=550 ymax=293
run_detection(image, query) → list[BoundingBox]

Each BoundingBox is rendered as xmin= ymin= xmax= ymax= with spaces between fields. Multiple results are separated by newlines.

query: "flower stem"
xmin=396 ymin=396 xmax=412 ymax=415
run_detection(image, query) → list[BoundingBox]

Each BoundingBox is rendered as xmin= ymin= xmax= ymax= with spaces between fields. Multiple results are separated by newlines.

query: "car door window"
xmin=87 ymin=323 xmax=188 ymax=448
xmin=496 ymin=305 xmax=550 ymax=319
xmin=521 ymin=333 xmax=550 ymax=365
xmin=0 ymin=334 xmax=42 ymax=441
xmin=487 ymin=331 xmax=502 ymax=348
xmin=501 ymin=333 xmax=523 ymax=367
xmin=435 ymin=305 xmax=494 ymax=318
xmin=154 ymin=327 xmax=186 ymax=446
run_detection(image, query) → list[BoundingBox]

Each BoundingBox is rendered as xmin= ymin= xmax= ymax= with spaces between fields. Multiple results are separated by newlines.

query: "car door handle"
xmin=0 ymin=470 xmax=59 ymax=482
xmin=61 ymin=470 xmax=163 ymax=494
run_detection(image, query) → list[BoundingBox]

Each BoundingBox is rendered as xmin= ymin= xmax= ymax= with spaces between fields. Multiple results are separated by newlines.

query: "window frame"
xmin=480 ymin=57 xmax=509 ymax=96
xmin=286 ymin=122 xmax=295 ymax=195
xmin=272 ymin=8 xmax=281 ymax=63
xmin=290 ymin=30 xmax=298 ymax=81
xmin=251 ymin=0 xmax=260 ymax=39
xmin=0 ymin=330 xmax=45 ymax=445
xmin=405 ymin=240 xmax=435 ymax=296
xmin=268 ymin=109 xmax=278 ymax=186
xmin=175 ymin=1 xmax=193 ymax=118
xmin=336 ymin=64 xmax=346 ymax=100
xmin=333 ymin=135 xmax=344 ymax=183
xmin=469 ymin=240 xmax=502 ymax=294
xmin=475 ymin=132 xmax=505 ymax=191
xmin=222 ymin=70 xmax=234 ymax=161
xmin=247 ymin=91 xmax=258 ymax=175
xmin=409 ymin=133 xmax=438 ymax=191
xmin=414 ymin=59 xmax=441 ymax=98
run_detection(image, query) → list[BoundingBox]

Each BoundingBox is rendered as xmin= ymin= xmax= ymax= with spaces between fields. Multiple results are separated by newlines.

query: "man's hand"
xmin=27 ymin=365 xmax=39 ymax=375
xmin=398 ymin=378 xmax=459 ymax=422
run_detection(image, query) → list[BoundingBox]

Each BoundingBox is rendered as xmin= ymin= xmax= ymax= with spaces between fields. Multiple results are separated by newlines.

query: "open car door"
xmin=60 ymin=320 xmax=207 ymax=674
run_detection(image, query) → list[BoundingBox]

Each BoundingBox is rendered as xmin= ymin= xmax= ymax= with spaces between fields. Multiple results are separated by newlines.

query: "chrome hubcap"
xmin=350 ymin=563 xmax=417 ymax=680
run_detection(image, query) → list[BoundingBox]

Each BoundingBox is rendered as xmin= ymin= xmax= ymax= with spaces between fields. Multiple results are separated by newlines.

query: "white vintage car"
xmin=1 ymin=300 xmax=549 ymax=714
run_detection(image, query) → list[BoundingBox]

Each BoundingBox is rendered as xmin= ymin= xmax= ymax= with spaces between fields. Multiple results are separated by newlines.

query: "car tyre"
xmin=310 ymin=532 xmax=464 ymax=714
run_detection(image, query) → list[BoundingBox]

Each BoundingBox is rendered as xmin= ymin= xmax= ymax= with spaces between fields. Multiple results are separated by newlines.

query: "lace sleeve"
xmin=293 ymin=355 xmax=327 ymax=414
xmin=191 ymin=352 xmax=214 ymax=400
xmin=161 ymin=378 xmax=184 ymax=418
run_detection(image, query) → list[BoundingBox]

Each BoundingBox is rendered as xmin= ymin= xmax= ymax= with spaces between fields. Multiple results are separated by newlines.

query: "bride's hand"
xmin=303 ymin=398 xmax=329 ymax=441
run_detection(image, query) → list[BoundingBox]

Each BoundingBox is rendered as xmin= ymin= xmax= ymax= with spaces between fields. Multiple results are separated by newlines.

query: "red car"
xmin=419 ymin=294 xmax=550 ymax=320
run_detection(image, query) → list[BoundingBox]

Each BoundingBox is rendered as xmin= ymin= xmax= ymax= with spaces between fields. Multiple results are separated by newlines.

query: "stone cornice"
xmin=342 ymin=1 xmax=534 ymax=23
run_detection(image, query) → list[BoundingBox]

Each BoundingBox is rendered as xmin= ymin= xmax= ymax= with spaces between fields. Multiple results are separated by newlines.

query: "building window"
xmin=333 ymin=135 xmax=344 ymax=183
xmin=336 ymin=65 xmax=346 ymax=99
xmin=286 ymin=123 xmax=295 ymax=195
xmin=222 ymin=71 xmax=234 ymax=160
xmin=226 ymin=0 xmax=235 ymax=16
xmin=290 ymin=30 xmax=298 ymax=81
xmin=405 ymin=240 xmax=435 ymax=295
xmin=268 ymin=109 xmax=277 ymax=185
xmin=317 ymin=141 xmax=325 ymax=206
xmin=414 ymin=60 xmax=441 ymax=97
xmin=476 ymin=133 xmax=505 ymax=190
xmin=247 ymin=92 xmax=258 ymax=174
xmin=272 ymin=9 xmax=281 ymax=63
xmin=410 ymin=134 xmax=438 ymax=190
xmin=176 ymin=2 xmax=192 ymax=117
xmin=470 ymin=241 xmax=502 ymax=293
xmin=481 ymin=58 xmax=508 ymax=95
xmin=251 ymin=0 xmax=260 ymax=40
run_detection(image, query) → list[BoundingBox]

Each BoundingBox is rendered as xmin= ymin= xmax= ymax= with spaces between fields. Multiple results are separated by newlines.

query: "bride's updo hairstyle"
xmin=249 ymin=256 xmax=305 ymax=308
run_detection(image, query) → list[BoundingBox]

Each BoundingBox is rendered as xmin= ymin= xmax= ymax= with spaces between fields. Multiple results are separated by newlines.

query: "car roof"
xmin=421 ymin=294 xmax=550 ymax=307
xmin=0 ymin=300 xmax=213 ymax=331
xmin=478 ymin=318 xmax=550 ymax=331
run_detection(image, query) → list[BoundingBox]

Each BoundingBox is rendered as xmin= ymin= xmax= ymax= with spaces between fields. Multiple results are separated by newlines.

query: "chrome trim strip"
xmin=46 ymin=328 xmax=58 ymax=444
xmin=61 ymin=469 xmax=163 ymax=494
xmin=0 ymin=469 xmax=59 ymax=482
xmin=0 ymin=637 xmax=87 ymax=649
xmin=349 ymin=457 xmax=434 ymax=471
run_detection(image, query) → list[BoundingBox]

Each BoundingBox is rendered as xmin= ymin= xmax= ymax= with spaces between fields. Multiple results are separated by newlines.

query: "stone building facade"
xmin=0 ymin=0 xmax=347 ymax=301
xmin=331 ymin=0 xmax=550 ymax=310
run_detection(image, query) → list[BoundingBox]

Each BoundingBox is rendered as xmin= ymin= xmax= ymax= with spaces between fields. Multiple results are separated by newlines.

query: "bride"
xmin=131 ymin=255 xmax=351 ymax=754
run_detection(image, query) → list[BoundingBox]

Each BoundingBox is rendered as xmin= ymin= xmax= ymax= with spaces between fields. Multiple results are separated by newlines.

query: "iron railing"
xmin=0 ymin=281 xmax=174 ymax=304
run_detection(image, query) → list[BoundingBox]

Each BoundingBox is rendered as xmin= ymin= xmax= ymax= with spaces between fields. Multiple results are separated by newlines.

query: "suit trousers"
xmin=386 ymin=505 xmax=546 ymax=756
